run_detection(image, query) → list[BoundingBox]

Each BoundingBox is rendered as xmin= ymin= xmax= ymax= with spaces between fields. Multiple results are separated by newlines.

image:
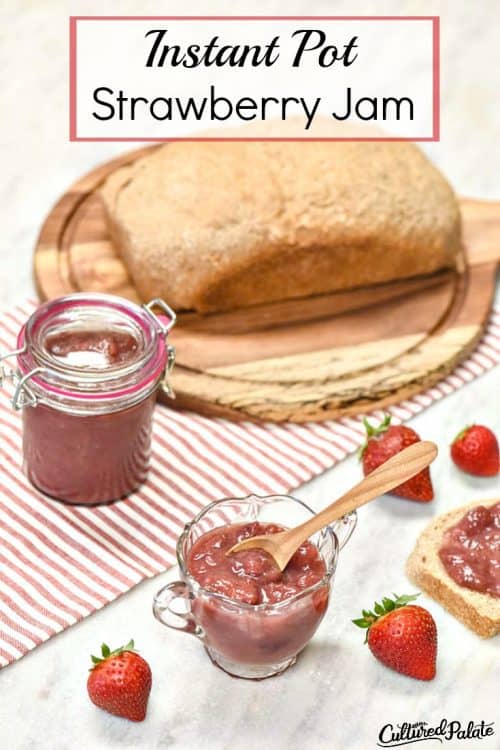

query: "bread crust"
xmin=100 ymin=140 xmax=461 ymax=313
xmin=406 ymin=498 xmax=500 ymax=638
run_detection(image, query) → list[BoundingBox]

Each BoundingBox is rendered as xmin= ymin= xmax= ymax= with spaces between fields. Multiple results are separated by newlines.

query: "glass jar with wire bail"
xmin=0 ymin=293 xmax=176 ymax=505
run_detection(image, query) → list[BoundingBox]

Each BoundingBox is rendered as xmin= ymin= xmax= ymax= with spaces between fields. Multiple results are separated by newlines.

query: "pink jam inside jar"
xmin=439 ymin=503 xmax=500 ymax=597
xmin=11 ymin=294 xmax=175 ymax=505
xmin=187 ymin=522 xmax=329 ymax=665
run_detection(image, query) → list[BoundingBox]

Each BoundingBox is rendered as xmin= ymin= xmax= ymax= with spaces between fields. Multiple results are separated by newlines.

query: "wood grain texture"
xmin=34 ymin=145 xmax=499 ymax=422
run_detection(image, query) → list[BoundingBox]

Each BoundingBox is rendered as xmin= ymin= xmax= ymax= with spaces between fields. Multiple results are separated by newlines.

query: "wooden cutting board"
xmin=34 ymin=146 xmax=499 ymax=422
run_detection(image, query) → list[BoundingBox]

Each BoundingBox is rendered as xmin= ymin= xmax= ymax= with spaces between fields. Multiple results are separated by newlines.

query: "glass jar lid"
xmin=13 ymin=294 xmax=175 ymax=413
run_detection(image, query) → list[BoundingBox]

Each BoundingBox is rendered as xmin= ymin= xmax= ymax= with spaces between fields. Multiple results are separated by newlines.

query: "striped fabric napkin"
xmin=0 ymin=300 xmax=499 ymax=667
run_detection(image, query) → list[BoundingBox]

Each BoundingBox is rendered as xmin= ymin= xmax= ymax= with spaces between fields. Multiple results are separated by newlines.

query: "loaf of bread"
xmin=101 ymin=139 xmax=461 ymax=313
xmin=406 ymin=498 xmax=500 ymax=638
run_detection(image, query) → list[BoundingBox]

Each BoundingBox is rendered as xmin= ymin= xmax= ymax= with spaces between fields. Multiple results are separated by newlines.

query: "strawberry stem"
xmin=352 ymin=593 xmax=420 ymax=643
xmin=451 ymin=425 xmax=472 ymax=445
xmin=358 ymin=414 xmax=392 ymax=459
xmin=89 ymin=639 xmax=137 ymax=670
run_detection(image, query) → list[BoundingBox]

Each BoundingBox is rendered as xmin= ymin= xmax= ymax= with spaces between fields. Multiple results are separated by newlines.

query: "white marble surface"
xmin=1 ymin=1 xmax=500 ymax=749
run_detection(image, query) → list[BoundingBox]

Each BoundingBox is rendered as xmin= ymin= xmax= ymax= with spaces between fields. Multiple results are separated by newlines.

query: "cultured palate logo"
xmin=377 ymin=719 xmax=495 ymax=747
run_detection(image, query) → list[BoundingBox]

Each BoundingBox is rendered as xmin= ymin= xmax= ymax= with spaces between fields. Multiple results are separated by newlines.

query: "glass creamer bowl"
xmin=153 ymin=494 xmax=357 ymax=680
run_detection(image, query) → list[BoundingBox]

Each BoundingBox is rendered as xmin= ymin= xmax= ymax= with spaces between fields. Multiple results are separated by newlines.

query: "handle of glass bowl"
xmin=153 ymin=581 xmax=204 ymax=639
xmin=332 ymin=510 xmax=357 ymax=549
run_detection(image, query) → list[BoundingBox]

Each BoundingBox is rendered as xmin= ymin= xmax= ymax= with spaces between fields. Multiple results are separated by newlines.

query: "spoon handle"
xmin=292 ymin=441 xmax=437 ymax=547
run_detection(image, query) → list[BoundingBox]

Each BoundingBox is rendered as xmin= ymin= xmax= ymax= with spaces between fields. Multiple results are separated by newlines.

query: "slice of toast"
xmin=406 ymin=498 xmax=500 ymax=638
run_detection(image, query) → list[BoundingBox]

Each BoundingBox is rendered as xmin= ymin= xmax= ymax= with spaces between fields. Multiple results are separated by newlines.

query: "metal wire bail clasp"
xmin=162 ymin=345 xmax=176 ymax=399
xmin=11 ymin=369 xmax=45 ymax=410
xmin=142 ymin=298 xmax=177 ymax=399
xmin=0 ymin=349 xmax=20 ymax=386
xmin=0 ymin=347 xmax=42 ymax=411
xmin=143 ymin=298 xmax=177 ymax=335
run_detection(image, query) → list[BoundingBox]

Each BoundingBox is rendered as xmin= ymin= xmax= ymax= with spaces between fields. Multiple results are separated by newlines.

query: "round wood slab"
xmin=34 ymin=146 xmax=499 ymax=422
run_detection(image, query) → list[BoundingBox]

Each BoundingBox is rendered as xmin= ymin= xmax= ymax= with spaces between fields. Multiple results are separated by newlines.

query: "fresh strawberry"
xmin=353 ymin=593 xmax=437 ymax=681
xmin=450 ymin=424 xmax=499 ymax=477
xmin=87 ymin=640 xmax=152 ymax=721
xmin=359 ymin=415 xmax=434 ymax=502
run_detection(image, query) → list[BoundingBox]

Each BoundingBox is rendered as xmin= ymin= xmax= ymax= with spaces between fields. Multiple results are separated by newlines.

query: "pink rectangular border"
xmin=69 ymin=16 xmax=440 ymax=142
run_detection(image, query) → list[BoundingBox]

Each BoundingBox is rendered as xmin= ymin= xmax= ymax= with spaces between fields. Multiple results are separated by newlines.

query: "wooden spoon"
xmin=227 ymin=441 xmax=438 ymax=571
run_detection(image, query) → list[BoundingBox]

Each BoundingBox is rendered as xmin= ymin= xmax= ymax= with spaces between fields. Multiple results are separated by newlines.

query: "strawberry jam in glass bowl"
xmin=439 ymin=502 xmax=500 ymax=597
xmin=153 ymin=494 xmax=357 ymax=679
xmin=0 ymin=293 xmax=175 ymax=505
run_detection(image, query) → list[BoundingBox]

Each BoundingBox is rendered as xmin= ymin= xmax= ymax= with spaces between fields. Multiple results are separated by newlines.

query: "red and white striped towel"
xmin=1 ymin=300 xmax=499 ymax=667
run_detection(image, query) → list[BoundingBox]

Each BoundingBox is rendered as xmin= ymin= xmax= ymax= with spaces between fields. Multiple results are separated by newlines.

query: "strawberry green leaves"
xmin=358 ymin=414 xmax=392 ymax=458
xmin=353 ymin=593 xmax=420 ymax=641
xmin=90 ymin=639 xmax=136 ymax=669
